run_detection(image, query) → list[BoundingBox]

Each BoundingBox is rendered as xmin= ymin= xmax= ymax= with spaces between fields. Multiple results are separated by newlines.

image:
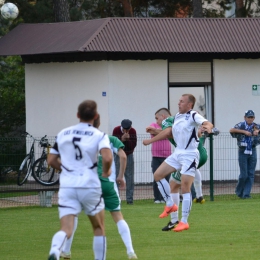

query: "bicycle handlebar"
xmin=22 ymin=132 xmax=49 ymax=144
xmin=21 ymin=131 xmax=31 ymax=137
xmin=39 ymin=135 xmax=51 ymax=148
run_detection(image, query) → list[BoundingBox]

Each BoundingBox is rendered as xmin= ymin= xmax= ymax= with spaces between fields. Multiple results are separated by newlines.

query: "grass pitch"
xmin=1 ymin=199 xmax=260 ymax=260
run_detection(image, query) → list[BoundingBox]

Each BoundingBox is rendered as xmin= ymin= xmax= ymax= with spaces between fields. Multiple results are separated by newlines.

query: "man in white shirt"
xmin=47 ymin=100 xmax=112 ymax=260
xmin=153 ymin=94 xmax=213 ymax=232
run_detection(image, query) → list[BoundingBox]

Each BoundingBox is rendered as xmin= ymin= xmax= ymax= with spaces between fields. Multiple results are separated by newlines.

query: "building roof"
xmin=0 ymin=17 xmax=260 ymax=62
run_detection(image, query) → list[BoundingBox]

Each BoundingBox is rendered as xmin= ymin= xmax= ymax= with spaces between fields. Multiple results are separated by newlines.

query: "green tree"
xmin=234 ymin=0 xmax=260 ymax=17
xmin=0 ymin=56 xmax=25 ymax=136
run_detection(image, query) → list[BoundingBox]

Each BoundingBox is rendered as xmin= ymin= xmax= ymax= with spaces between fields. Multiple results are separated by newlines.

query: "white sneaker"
xmin=154 ymin=200 xmax=160 ymax=204
xmin=160 ymin=200 xmax=165 ymax=203
xmin=60 ymin=252 xmax=71 ymax=259
xmin=128 ymin=252 xmax=138 ymax=259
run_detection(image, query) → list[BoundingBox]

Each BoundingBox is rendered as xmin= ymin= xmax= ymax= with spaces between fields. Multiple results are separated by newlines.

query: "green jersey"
xmin=98 ymin=135 xmax=124 ymax=212
xmin=161 ymin=116 xmax=177 ymax=146
xmin=197 ymin=136 xmax=207 ymax=168
xmin=97 ymin=135 xmax=124 ymax=178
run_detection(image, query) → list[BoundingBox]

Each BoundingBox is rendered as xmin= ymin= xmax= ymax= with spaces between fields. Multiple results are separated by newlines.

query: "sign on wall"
xmin=252 ymin=85 xmax=260 ymax=96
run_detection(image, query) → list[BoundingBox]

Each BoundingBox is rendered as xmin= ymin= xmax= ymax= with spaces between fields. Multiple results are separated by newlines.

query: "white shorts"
xmin=58 ymin=187 xmax=104 ymax=218
xmin=165 ymin=149 xmax=199 ymax=177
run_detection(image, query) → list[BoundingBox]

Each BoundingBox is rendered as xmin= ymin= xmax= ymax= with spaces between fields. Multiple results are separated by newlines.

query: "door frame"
xmin=167 ymin=60 xmax=214 ymax=124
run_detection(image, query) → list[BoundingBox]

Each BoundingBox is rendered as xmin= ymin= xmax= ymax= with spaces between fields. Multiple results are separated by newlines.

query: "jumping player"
xmin=144 ymin=95 xmax=214 ymax=232
xmin=144 ymin=109 xmax=208 ymax=231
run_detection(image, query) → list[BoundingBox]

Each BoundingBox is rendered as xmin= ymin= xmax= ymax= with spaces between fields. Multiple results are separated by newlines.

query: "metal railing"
xmin=0 ymin=133 xmax=259 ymax=207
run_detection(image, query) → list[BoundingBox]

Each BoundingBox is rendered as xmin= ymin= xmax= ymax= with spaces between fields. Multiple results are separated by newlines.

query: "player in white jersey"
xmin=153 ymin=94 xmax=213 ymax=232
xmin=144 ymin=111 xmax=210 ymax=231
xmin=60 ymin=115 xmax=138 ymax=260
xmin=47 ymin=100 xmax=112 ymax=260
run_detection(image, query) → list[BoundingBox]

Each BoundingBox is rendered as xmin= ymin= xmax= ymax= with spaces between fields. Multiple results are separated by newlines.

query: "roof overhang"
xmin=21 ymin=51 xmax=260 ymax=64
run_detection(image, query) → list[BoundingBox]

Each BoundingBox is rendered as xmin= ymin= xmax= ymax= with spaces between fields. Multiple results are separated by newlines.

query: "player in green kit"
xmin=98 ymin=135 xmax=137 ymax=259
xmin=61 ymin=115 xmax=138 ymax=260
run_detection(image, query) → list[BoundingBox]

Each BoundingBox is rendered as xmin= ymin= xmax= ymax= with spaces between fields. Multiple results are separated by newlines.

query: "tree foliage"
xmin=0 ymin=56 xmax=25 ymax=136
xmin=234 ymin=0 xmax=260 ymax=17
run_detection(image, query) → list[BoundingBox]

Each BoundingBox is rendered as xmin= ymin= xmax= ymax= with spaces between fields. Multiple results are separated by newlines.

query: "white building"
xmin=0 ymin=18 xmax=259 ymax=183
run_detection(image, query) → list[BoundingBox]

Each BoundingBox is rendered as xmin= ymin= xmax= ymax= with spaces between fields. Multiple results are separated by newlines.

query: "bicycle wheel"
xmin=17 ymin=155 xmax=32 ymax=186
xmin=32 ymin=157 xmax=60 ymax=186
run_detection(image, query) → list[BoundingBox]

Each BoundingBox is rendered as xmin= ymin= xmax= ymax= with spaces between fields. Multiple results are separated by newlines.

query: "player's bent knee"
xmin=154 ymin=166 xmax=175 ymax=182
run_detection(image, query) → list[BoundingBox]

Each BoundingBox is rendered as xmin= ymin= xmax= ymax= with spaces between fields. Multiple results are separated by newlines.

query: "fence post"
xmin=38 ymin=190 xmax=55 ymax=207
xmin=209 ymin=134 xmax=214 ymax=201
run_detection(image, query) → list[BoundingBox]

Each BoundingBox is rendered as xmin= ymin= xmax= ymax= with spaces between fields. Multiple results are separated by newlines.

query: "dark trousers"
xmin=152 ymin=157 xmax=170 ymax=201
xmin=235 ymin=147 xmax=257 ymax=198
xmin=115 ymin=153 xmax=134 ymax=203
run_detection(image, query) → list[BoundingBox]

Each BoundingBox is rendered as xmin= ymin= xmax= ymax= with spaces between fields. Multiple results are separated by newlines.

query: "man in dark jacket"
xmin=113 ymin=119 xmax=137 ymax=204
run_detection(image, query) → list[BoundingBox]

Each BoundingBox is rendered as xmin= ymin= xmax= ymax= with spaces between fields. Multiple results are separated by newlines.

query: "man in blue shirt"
xmin=230 ymin=110 xmax=260 ymax=199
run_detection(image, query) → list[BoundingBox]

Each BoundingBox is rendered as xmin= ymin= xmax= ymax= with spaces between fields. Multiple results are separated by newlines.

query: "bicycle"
xmin=17 ymin=132 xmax=59 ymax=186
xmin=32 ymin=138 xmax=60 ymax=186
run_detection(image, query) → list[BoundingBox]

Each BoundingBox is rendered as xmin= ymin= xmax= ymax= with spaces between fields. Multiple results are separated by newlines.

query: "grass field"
xmin=1 ymin=199 xmax=260 ymax=260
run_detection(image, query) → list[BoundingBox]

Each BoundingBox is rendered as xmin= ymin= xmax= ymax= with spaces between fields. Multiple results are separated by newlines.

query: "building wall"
xmin=25 ymin=61 xmax=109 ymax=136
xmin=25 ymin=60 xmax=168 ymax=183
xmin=214 ymin=59 xmax=260 ymax=132
xmin=25 ymin=59 xmax=260 ymax=184
xmin=26 ymin=60 xmax=167 ymax=136
xmin=107 ymin=60 xmax=168 ymax=133
xmin=211 ymin=59 xmax=260 ymax=181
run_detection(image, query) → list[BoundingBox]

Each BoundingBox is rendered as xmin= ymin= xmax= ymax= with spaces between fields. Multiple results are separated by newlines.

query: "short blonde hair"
xmin=182 ymin=94 xmax=196 ymax=108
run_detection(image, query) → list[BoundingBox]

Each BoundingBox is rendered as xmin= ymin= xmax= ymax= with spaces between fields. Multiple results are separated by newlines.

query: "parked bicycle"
xmin=17 ymin=132 xmax=59 ymax=186
xmin=32 ymin=138 xmax=60 ymax=186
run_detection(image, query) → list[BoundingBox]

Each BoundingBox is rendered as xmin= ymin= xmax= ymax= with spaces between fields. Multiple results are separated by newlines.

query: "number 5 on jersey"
xmin=72 ymin=137 xmax=82 ymax=160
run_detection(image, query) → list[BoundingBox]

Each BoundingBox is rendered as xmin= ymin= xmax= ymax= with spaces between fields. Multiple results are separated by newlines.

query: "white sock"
xmin=49 ymin=230 xmax=67 ymax=258
xmin=181 ymin=193 xmax=192 ymax=224
xmin=93 ymin=236 xmax=106 ymax=260
xmin=117 ymin=219 xmax=135 ymax=254
xmin=157 ymin=179 xmax=173 ymax=206
xmin=194 ymin=169 xmax=203 ymax=198
xmin=62 ymin=217 xmax=78 ymax=253
xmin=170 ymin=193 xmax=179 ymax=223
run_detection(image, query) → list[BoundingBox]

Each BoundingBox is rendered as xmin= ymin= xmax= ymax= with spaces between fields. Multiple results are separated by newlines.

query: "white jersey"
xmin=173 ymin=110 xmax=207 ymax=150
xmin=50 ymin=122 xmax=110 ymax=188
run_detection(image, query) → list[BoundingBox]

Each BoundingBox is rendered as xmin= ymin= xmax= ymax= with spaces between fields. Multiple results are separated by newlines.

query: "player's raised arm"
xmin=146 ymin=126 xmax=162 ymax=135
xmin=143 ymin=127 xmax=172 ymax=146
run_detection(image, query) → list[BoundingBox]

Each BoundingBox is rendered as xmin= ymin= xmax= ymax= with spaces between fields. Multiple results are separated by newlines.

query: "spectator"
xmin=230 ymin=110 xmax=260 ymax=199
xmin=113 ymin=119 xmax=137 ymax=205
